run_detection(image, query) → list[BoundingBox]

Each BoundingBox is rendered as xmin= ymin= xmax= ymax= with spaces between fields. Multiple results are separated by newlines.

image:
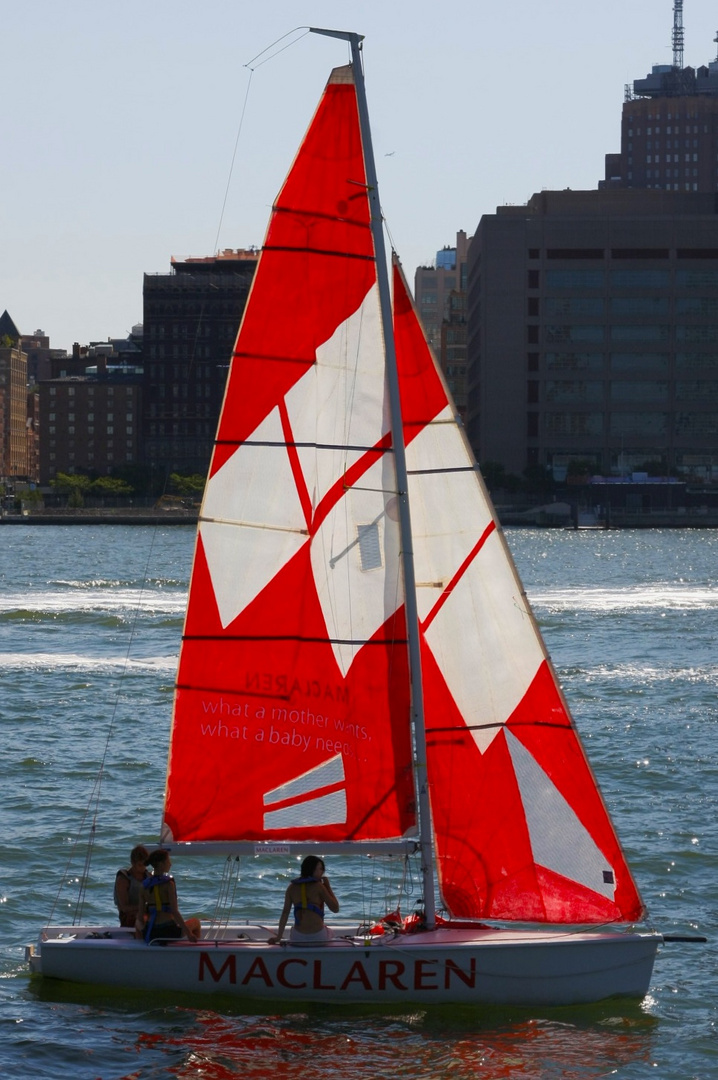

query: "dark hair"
xmin=130 ymin=845 xmax=149 ymax=865
xmin=148 ymin=848 xmax=170 ymax=870
xmin=300 ymin=855 xmax=325 ymax=878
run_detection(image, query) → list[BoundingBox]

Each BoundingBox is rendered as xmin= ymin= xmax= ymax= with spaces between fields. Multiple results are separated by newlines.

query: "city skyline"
xmin=3 ymin=1 xmax=718 ymax=353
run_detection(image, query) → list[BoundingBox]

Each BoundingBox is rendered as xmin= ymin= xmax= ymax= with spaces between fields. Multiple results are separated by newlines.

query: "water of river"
xmin=1 ymin=525 xmax=716 ymax=1079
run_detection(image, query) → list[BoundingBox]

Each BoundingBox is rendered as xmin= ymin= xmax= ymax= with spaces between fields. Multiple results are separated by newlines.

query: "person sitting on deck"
xmin=268 ymin=856 xmax=339 ymax=945
xmin=114 ymin=844 xmax=149 ymax=931
xmin=136 ymin=849 xmax=201 ymax=944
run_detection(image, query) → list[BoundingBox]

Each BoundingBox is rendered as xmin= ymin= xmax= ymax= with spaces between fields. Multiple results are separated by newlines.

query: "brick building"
xmin=0 ymin=310 xmax=30 ymax=479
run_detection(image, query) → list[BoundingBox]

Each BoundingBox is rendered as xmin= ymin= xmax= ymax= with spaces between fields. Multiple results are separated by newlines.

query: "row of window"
xmin=536 ymin=297 xmax=718 ymax=316
xmin=540 ymin=326 xmax=718 ymax=343
xmin=48 ymin=453 xmax=134 ymax=464
xmin=530 ymin=269 xmax=718 ymax=288
xmin=536 ymin=412 xmax=718 ymax=437
xmin=645 ymin=153 xmax=700 ymax=162
xmin=534 ymin=381 xmax=717 ymax=403
xmin=146 ymin=346 xmax=219 ymax=360
xmin=47 ymin=439 xmax=134 ymax=449
xmin=147 ymin=422 xmax=215 ymax=436
xmin=47 ymin=412 xmax=134 ymax=422
xmin=627 ymin=126 xmax=703 ymax=135
xmin=535 ymin=352 xmax=718 ymax=371
xmin=47 ymin=427 xmax=133 ymax=435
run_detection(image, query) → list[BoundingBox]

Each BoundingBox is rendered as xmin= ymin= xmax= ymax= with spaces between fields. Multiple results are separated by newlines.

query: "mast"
xmin=310 ymin=28 xmax=437 ymax=928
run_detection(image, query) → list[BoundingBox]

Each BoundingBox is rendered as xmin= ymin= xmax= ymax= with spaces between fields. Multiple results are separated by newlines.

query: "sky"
xmin=2 ymin=0 xmax=718 ymax=353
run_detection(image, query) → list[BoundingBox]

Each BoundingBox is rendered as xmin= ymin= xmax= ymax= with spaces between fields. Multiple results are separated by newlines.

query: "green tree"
xmin=169 ymin=473 xmax=205 ymax=498
xmin=90 ymin=476 xmax=133 ymax=497
xmin=51 ymin=472 xmax=90 ymax=508
xmin=51 ymin=472 xmax=91 ymax=494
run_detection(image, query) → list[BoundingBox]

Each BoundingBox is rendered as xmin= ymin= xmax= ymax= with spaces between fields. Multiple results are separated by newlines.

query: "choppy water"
xmin=1 ymin=525 xmax=716 ymax=1079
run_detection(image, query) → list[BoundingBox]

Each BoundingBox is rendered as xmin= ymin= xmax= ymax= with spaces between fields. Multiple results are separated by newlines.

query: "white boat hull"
xmin=29 ymin=922 xmax=660 ymax=1006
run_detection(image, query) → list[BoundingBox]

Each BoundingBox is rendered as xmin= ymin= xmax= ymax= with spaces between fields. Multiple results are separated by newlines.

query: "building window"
xmin=545 ymin=353 xmax=603 ymax=372
xmin=611 ymin=353 xmax=669 ymax=372
xmin=609 ymin=412 xmax=667 ymax=435
xmin=545 ymin=325 xmax=604 ymax=343
xmin=545 ymin=412 xmax=603 ymax=435
xmin=546 ymin=270 xmax=604 ymax=288
xmin=610 ymin=381 xmax=669 ymax=401
xmin=545 ymin=381 xmax=603 ymax=403
xmin=545 ymin=297 xmax=604 ymax=316
xmin=610 ymin=297 xmax=669 ymax=315
xmin=611 ymin=325 xmax=670 ymax=342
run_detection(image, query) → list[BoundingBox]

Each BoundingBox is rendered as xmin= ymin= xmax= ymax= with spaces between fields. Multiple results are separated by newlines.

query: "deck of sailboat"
xmin=30 ymin=922 xmax=661 ymax=1005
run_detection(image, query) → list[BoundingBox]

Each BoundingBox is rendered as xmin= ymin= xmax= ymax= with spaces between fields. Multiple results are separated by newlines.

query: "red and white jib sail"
xmin=392 ymin=261 xmax=645 ymax=924
xmin=163 ymin=65 xmax=416 ymax=846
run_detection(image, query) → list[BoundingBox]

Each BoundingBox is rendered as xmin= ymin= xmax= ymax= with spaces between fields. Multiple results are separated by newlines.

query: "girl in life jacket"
xmin=114 ymin=844 xmax=149 ymax=930
xmin=136 ymin=849 xmax=201 ymax=944
xmin=268 ymin=855 xmax=339 ymax=944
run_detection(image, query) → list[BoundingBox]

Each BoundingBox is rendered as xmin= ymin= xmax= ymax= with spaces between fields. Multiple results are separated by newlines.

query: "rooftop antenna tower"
xmin=673 ymin=0 xmax=684 ymax=69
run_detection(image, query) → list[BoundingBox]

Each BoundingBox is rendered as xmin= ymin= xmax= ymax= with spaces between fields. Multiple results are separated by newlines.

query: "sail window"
xmin=357 ymin=522 xmax=382 ymax=571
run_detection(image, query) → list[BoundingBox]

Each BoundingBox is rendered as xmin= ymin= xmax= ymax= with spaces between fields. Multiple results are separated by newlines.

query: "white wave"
xmin=528 ymin=584 xmax=718 ymax=613
xmin=0 ymin=587 xmax=186 ymax=616
xmin=0 ymin=652 xmax=177 ymax=673
xmin=568 ymin=662 xmax=718 ymax=685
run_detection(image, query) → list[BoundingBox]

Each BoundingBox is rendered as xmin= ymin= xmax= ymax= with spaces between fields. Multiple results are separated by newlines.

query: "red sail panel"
xmin=392 ymin=261 xmax=645 ymax=923
xmin=162 ymin=68 xmax=416 ymax=845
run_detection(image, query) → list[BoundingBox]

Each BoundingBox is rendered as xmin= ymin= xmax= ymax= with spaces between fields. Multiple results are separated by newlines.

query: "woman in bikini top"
xmin=268 ymin=855 xmax=339 ymax=944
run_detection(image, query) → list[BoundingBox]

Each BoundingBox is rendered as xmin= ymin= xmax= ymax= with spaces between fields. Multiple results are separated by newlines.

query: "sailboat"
xmin=29 ymin=29 xmax=661 ymax=1005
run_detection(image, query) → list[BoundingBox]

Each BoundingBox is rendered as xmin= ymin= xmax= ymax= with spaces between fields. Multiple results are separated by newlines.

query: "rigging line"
xmin=243 ymin=27 xmax=311 ymax=71
xmin=212 ymin=67 xmax=254 ymax=256
xmin=218 ymin=25 xmax=311 ymax=251
xmin=47 ymin=526 xmax=166 ymax=927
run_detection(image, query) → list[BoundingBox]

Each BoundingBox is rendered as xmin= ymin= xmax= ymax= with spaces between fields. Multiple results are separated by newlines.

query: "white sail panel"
xmin=423 ymin=527 xmax=545 ymax=754
xmin=506 ymin=730 xmax=616 ymax=901
xmin=263 ymin=753 xmax=345 ymax=805
xmin=311 ymin=454 xmax=402 ymax=676
xmin=406 ymin=407 xmax=493 ymax=622
xmin=200 ymin=406 xmax=307 ymax=628
xmin=286 ymin=283 xmax=388 ymax=506
xmin=263 ymin=789 xmax=347 ymax=830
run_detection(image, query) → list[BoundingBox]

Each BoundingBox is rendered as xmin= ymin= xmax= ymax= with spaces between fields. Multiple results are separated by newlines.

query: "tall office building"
xmin=142 ymin=249 xmax=257 ymax=476
xmin=603 ymin=3 xmax=718 ymax=192
xmin=467 ymin=189 xmax=718 ymax=481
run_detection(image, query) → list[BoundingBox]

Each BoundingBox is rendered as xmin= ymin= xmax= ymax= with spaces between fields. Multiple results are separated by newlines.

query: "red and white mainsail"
xmin=392 ymin=261 xmax=645 ymax=924
xmin=163 ymin=65 xmax=416 ymax=846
